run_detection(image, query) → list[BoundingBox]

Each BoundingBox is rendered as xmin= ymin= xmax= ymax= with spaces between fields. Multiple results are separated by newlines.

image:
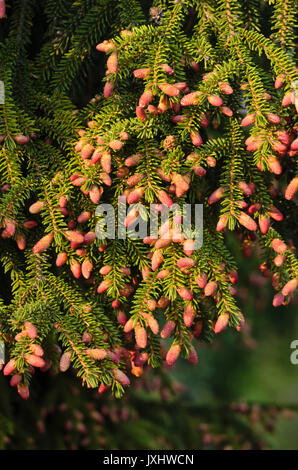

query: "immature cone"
xmin=183 ymin=303 xmax=196 ymax=327
xmin=16 ymin=234 xmax=26 ymax=250
xmin=29 ymin=201 xmax=45 ymax=214
xmin=204 ymin=281 xmax=217 ymax=296
xmin=15 ymin=331 xmax=27 ymax=342
xmin=160 ymin=320 xmax=176 ymax=339
xmin=82 ymin=332 xmax=92 ymax=344
xmin=65 ymin=230 xmax=84 ymax=244
xmin=3 ymin=218 xmax=16 ymax=237
xmin=290 ymin=139 xmax=298 ymax=151
xmin=282 ymin=279 xmax=298 ymax=296
xmin=156 ymin=295 xmax=169 ymax=307
xmin=127 ymin=174 xmax=144 ymax=186
xmin=235 ymin=313 xmax=245 ymax=332
xmin=158 ymin=83 xmax=180 ymax=96
xmin=238 ymin=212 xmax=257 ymax=231
xmin=229 ymin=271 xmax=238 ymax=284
xmin=136 ymin=106 xmax=147 ymax=121
xmin=208 ymin=187 xmax=225 ymax=204
xmin=117 ymin=165 xmax=130 ymax=176
xmin=190 ymin=131 xmax=203 ymax=147
xmin=177 ymin=287 xmax=193 ymax=301
xmin=157 ymin=190 xmax=173 ymax=207
xmin=258 ymin=215 xmax=270 ymax=234
xmin=82 ymin=259 xmax=93 ymax=279
xmin=99 ymin=265 xmax=111 ymax=275
xmin=70 ymin=260 xmax=81 ymax=279
xmin=268 ymin=206 xmax=283 ymax=221
xmin=107 ymin=51 xmax=118 ymax=74
xmin=188 ymin=346 xmax=198 ymax=365
xmin=207 ymin=95 xmax=223 ymax=106
xmin=219 ymin=82 xmax=233 ymax=94
xmin=97 ymin=279 xmax=111 ymax=293
xmin=90 ymin=147 xmax=102 ymax=164
xmin=151 ymin=250 xmax=164 ymax=271
xmin=135 ymin=324 xmax=147 ymax=349
xmin=116 ymin=310 xmax=127 ymax=326
xmin=172 ymin=173 xmax=189 ymax=197
xmin=125 ymin=153 xmax=142 ymax=167
xmin=124 ymin=317 xmax=135 ymax=333
xmin=273 ymin=293 xmax=284 ymax=307
xmin=96 ymin=40 xmax=114 ymax=53
xmin=175 ymin=82 xmax=187 ymax=91
xmin=125 ymin=210 xmax=139 ymax=227
xmin=268 ymin=156 xmax=281 ymax=175
xmin=271 ymin=238 xmax=287 ymax=254
xmin=195 ymin=273 xmax=207 ymax=288
xmin=276 ymin=130 xmax=290 ymax=145
xmin=17 ymin=384 xmax=30 ymax=400
xmin=166 ymin=344 xmax=181 ymax=366
xmin=272 ymin=141 xmax=287 ymax=155
xmin=193 ymin=166 xmax=206 ymax=177
xmin=180 ymin=92 xmax=200 ymax=106
xmin=3 ymin=359 xmax=16 ymax=376
xmin=112 ymin=368 xmax=130 ymax=386
xmin=59 ymin=195 xmax=68 ymax=208
xmin=81 ymin=143 xmax=94 ymax=159
xmin=24 ymin=321 xmax=37 ymax=339
xmin=10 ymin=374 xmax=22 ymax=387
xmin=100 ymin=151 xmax=112 ymax=173
xmin=246 ymin=140 xmax=262 ymax=151
xmin=13 ymin=134 xmax=29 ymax=144
xmin=24 ymin=354 xmax=45 ymax=368
xmin=285 ymin=176 xmax=298 ymax=200
xmin=127 ymin=187 xmax=145 ymax=204
xmin=183 ymin=239 xmax=195 ymax=256
xmin=59 ymin=351 xmax=72 ymax=372
xmin=139 ymin=88 xmax=153 ymax=108
xmin=282 ymin=92 xmax=293 ymax=107
xmin=241 ymin=114 xmax=255 ymax=127
xmin=267 ymin=113 xmax=280 ymax=124
xmin=0 ymin=0 xmax=5 ymax=18
xmin=109 ymin=139 xmax=123 ymax=151
xmin=145 ymin=299 xmax=156 ymax=311
xmin=103 ymin=80 xmax=114 ymax=98
xmin=163 ymin=135 xmax=177 ymax=150
xmin=133 ymin=352 xmax=148 ymax=368
xmin=274 ymin=74 xmax=285 ymax=89
xmin=274 ymin=254 xmax=285 ymax=267
xmin=177 ymin=257 xmax=195 ymax=270
xmin=133 ymin=68 xmax=151 ymax=79
xmin=85 ymin=349 xmax=107 ymax=360
xmin=146 ymin=315 xmax=159 ymax=335
xmin=98 ymin=383 xmax=109 ymax=394
xmin=77 ymin=211 xmax=91 ymax=223
xmin=148 ymin=104 xmax=159 ymax=115
xmin=160 ymin=63 xmax=174 ymax=74
xmin=84 ymin=232 xmax=96 ymax=244
xmin=29 ymin=344 xmax=44 ymax=357
xmin=172 ymin=114 xmax=186 ymax=123
xmin=101 ymin=173 xmax=112 ymax=187
xmin=213 ymin=313 xmax=229 ymax=334
xmin=216 ymin=214 xmax=228 ymax=232
xmin=90 ymin=185 xmax=103 ymax=204
xmin=71 ymin=175 xmax=86 ymax=186
xmin=220 ymin=106 xmax=233 ymax=116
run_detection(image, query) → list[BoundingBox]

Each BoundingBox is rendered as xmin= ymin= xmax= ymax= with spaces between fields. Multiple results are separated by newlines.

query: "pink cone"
xmin=213 ymin=313 xmax=229 ymax=333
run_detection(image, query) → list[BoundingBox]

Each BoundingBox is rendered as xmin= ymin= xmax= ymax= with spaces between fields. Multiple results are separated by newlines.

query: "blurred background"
xmin=0 ymin=241 xmax=297 ymax=450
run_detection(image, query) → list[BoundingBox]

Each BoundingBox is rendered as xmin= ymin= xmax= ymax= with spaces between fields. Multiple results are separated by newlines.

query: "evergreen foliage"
xmin=0 ymin=0 xmax=297 ymax=400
